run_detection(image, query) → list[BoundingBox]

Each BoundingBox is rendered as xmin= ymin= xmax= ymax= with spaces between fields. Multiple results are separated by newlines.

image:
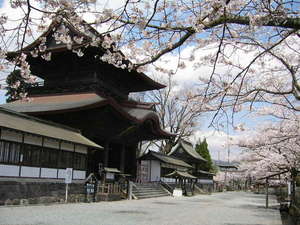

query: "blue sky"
xmin=0 ymin=0 xmax=3 ymax=8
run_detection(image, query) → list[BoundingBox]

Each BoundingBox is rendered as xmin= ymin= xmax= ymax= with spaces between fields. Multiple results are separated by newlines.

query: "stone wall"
xmin=0 ymin=180 xmax=85 ymax=206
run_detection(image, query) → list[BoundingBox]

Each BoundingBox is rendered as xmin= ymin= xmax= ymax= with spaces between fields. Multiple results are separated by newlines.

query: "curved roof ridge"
xmin=0 ymin=92 xmax=175 ymax=139
xmin=6 ymin=16 xmax=166 ymax=91
xmin=140 ymin=150 xmax=193 ymax=168
xmin=169 ymin=139 xmax=207 ymax=162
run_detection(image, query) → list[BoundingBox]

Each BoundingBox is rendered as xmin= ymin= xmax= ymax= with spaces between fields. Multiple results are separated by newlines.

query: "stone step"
xmin=134 ymin=192 xmax=168 ymax=197
xmin=134 ymin=189 xmax=165 ymax=193
xmin=134 ymin=189 xmax=166 ymax=192
xmin=134 ymin=191 xmax=168 ymax=196
xmin=134 ymin=185 xmax=161 ymax=188
xmin=134 ymin=193 xmax=169 ymax=199
xmin=134 ymin=187 xmax=161 ymax=190
xmin=132 ymin=183 xmax=170 ymax=200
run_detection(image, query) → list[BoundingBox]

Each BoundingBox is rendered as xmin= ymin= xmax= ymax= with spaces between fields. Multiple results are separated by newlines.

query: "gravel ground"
xmin=0 ymin=192 xmax=282 ymax=225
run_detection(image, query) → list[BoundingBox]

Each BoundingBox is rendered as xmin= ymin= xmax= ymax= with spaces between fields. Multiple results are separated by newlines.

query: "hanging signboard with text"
xmin=65 ymin=168 xmax=73 ymax=184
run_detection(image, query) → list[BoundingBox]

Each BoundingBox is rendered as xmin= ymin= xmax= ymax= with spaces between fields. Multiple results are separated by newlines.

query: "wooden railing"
xmin=98 ymin=183 xmax=122 ymax=194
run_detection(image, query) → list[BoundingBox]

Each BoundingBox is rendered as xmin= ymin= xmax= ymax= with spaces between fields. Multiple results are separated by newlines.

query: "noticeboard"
xmin=65 ymin=168 xmax=73 ymax=184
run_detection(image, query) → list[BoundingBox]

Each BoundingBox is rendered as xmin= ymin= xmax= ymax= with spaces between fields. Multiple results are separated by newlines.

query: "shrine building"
xmin=2 ymin=18 xmax=173 ymax=178
xmin=0 ymin=18 xmax=174 ymax=204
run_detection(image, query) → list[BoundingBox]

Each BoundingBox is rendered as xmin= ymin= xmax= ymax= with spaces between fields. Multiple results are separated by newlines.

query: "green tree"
xmin=195 ymin=138 xmax=214 ymax=172
xmin=5 ymin=70 xmax=29 ymax=103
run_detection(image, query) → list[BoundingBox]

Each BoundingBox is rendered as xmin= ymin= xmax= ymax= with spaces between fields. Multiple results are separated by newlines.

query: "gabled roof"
xmin=169 ymin=140 xmax=207 ymax=162
xmin=139 ymin=150 xmax=193 ymax=169
xmin=6 ymin=18 xmax=165 ymax=91
xmin=104 ymin=167 xmax=121 ymax=173
xmin=0 ymin=107 xmax=102 ymax=149
xmin=197 ymin=170 xmax=215 ymax=176
xmin=214 ymin=160 xmax=239 ymax=169
xmin=6 ymin=19 xmax=99 ymax=58
xmin=165 ymin=170 xmax=197 ymax=179
xmin=0 ymin=93 xmax=106 ymax=113
xmin=0 ymin=92 xmax=174 ymax=141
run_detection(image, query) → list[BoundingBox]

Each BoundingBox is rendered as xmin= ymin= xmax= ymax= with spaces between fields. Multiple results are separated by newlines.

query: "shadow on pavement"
xmin=114 ymin=210 xmax=148 ymax=215
xmin=153 ymin=201 xmax=178 ymax=205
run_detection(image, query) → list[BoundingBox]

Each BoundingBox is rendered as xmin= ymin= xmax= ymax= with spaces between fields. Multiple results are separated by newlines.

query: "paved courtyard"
xmin=0 ymin=192 xmax=282 ymax=225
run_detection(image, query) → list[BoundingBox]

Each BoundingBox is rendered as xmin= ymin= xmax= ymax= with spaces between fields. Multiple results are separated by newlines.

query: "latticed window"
xmin=58 ymin=151 xmax=73 ymax=168
xmin=23 ymin=144 xmax=41 ymax=166
xmin=0 ymin=140 xmax=21 ymax=164
xmin=74 ymin=153 xmax=87 ymax=170
xmin=40 ymin=147 xmax=59 ymax=168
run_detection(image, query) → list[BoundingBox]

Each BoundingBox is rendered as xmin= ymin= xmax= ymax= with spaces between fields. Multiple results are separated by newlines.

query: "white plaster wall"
xmin=21 ymin=166 xmax=40 ymax=177
xmin=73 ymin=170 xmax=86 ymax=180
xmin=24 ymin=134 xmax=42 ymax=146
xmin=75 ymin=145 xmax=87 ymax=154
xmin=41 ymin=168 xmax=57 ymax=178
xmin=0 ymin=164 xmax=19 ymax=176
xmin=44 ymin=138 xmax=59 ymax=149
xmin=61 ymin=142 xmax=74 ymax=152
xmin=1 ymin=129 xmax=22 ymax=143
xmin=58 ymin=169 xmax=66 ymax=179
xmin=150 ymin=160 xmax=161 ymax=182
xmin=161 ymin=177 xmax=176 ymax=183
xmin=198 ymin=179 xmax=213 ymax=184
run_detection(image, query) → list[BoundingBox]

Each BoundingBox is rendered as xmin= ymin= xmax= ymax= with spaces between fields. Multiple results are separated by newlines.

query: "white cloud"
xmin=189 ymin=128 xmax=246 ymax=161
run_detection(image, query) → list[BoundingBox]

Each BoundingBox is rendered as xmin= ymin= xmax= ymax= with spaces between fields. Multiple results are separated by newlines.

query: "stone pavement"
xmin=0 ymin=192 xmax=282 ymax=225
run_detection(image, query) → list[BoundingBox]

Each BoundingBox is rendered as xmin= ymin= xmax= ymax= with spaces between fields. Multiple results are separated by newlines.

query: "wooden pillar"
xmin=291 ymin=169 xmax=297 ymax=206
xmin=19 ymin=133 xmax=25 ymax=177
xmin=104 ymin=142 xmax=109 ymax=167
xmin=120 ymin=144 xmax=125 ymax=173
xmin=266 ymin=178 xmax=269 ymax=208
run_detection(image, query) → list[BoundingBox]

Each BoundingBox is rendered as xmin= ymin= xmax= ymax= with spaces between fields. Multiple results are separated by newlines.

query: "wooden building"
xmin=168 ymin=140 xmax=207 ymax=175
xmin=0 ymin=107 xmax=103 ymax=205
xmin=214 ymin=160 xmax=239 ymax=172
xmin=138 ymin=150 xmax=193 ymax=183
xmin=2 ymin=18 xmax=173 ymax=179
xmin=168 ymin=140 xmax=215 ymax=191
xmin=0 ymin=107 xmax=101 ymax=180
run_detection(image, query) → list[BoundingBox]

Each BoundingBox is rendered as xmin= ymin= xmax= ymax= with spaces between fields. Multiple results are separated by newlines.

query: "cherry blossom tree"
xmin=133 ymin=74 xmax=202 ymax=153
xmin=0 ymin=0 xmax=299 ymax=123
xmin=1 ymin=1 xmax=299 ymax=185
xmin=236 ymin=106 xmax=300 ymax=179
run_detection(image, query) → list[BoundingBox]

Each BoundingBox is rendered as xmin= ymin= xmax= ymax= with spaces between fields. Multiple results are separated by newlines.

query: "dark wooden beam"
xmin=120 ymin=144 xmax=125 ymax=173
xmin=104 ymin=142 xmax=109 ymax=167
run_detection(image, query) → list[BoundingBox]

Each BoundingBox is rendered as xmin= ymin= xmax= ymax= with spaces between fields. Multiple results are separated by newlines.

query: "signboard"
xmin=106 ymin=172 xmax=115 ymax=180
xmin=86 ymin=183 xmax=95 ymax=194
xmin=65 ymin=168 xmax=73 ymax=184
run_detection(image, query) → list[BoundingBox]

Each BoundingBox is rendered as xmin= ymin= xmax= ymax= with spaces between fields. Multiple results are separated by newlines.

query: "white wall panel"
xmin=41 ymin=168 xmax=57 ymax=178
xmin=24 ymin=134 xmax=42 ymax=146
xmin=21 ymin=166 xmax=40 ymax=177
xmin=150 ymin=160 xmax=161 ymax=182
xmin=58 ymin=169 xmax=66 ymax=179
xmin=198 ymin=179 xmax=213 ymax=184
xmin=1 ymin=129 xmax=22 ymax=143
xmin=73 ymin=170 xmax=86 ymax=179
xmin=0 ymin=164 xmax=19 ymax=176
xmin=161 ymin=177 xmax=176 ymax=183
